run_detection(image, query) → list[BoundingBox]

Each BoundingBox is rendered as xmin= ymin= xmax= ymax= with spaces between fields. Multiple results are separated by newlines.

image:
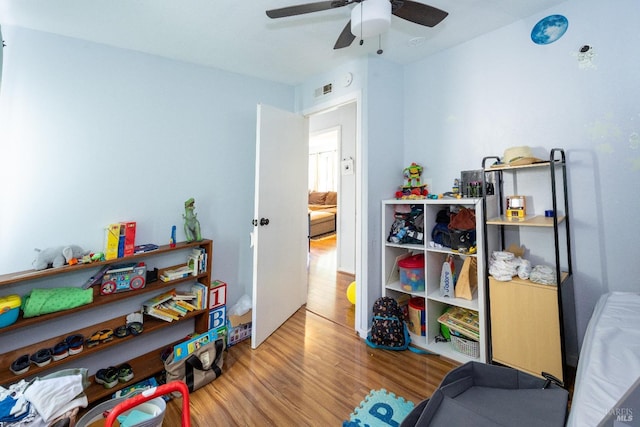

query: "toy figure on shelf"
xmin=183 ymin=198 xmax=203 ymax=242
xmin=396 ymin=163 xmax=428 ymax=199
xmin=403 ymin=163 xmax=423 ymax=188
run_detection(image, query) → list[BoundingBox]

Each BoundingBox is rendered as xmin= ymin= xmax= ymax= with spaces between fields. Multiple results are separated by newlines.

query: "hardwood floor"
xmin=305 ymin=235 xmax=355 ymax=329
xmin=162 ymin=236 xmax=458 ymax=426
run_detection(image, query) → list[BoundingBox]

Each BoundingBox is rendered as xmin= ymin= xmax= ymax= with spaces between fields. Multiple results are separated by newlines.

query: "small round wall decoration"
xmin=531 ymin=14 xmax=569 ymax=45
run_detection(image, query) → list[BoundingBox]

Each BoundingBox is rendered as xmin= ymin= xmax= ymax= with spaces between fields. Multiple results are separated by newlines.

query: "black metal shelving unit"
xmin=481 ymin=148 xmax=572 ymax=381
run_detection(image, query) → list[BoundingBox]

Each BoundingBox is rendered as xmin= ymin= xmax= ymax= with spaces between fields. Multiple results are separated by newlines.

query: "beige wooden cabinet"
xmin=489 ymin=276 xmax=564 ymax=379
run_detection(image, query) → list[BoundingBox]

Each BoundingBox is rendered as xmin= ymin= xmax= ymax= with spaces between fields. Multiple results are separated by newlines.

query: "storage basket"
xmin=451 ymin=335 xmax=479 ymax=359
xmin=76 ymin=396 xmax=166 ymax=427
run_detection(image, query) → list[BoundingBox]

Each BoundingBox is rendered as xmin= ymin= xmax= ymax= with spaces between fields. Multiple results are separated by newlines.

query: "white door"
xmin=251 ymin=104 xmax=309 ymax=348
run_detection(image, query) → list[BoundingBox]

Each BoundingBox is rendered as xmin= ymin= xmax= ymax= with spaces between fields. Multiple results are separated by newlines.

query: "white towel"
xmin=23 ymin=373 xmax=85 ymax=423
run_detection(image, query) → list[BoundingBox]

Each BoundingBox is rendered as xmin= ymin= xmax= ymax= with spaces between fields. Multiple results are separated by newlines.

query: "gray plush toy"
xmin=33 ymin=245 xmax=86 ymax=270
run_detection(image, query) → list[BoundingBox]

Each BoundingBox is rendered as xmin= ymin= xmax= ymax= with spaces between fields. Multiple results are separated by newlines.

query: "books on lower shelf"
xmin=142 ymin=288 xmax=199 ymax=322
xmin=437 ymin=306 xmax=479 ymax=341
xmin=159 ymin=248 xmax=207 ymax=282
xmin=190 ymin=283 xmax=208 ymax=310
xmin=159 ymin=266 xmax=193 ymax=282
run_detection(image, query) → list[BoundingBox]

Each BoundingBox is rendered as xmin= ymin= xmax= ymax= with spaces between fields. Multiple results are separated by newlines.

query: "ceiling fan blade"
xmin=334 ymin=20 xmax=356 ymax=49
xmin=266 ymin=1 xmax=349 ymax=19
xmin=392 ymin=0 xmax=448 ymax=27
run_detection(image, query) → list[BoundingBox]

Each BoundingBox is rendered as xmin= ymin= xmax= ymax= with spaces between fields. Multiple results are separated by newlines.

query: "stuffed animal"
xmin=33 ymin=245 xmax=86 ymax=270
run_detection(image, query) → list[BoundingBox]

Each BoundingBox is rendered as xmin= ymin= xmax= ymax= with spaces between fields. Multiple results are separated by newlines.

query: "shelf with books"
xmin=142 ymin=288 xmax=200 ymax=322
xmin=0 ymin=268 xmax=209 ymax=334
xmin=0 ymin=239 xmax=213 ymax=402
xmin=0 ymin=240 xmax=210 ymax=288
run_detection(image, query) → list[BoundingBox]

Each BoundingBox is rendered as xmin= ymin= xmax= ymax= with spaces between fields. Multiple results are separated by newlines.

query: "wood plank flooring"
xmin=305 ymin=235 xmax=355 ymax=329
xmin=162 ymin=236 xmax=458 ymax=426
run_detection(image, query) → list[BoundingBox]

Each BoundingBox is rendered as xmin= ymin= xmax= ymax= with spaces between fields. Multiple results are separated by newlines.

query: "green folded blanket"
xmin=21 ymin=288 xmax=93 ymax=318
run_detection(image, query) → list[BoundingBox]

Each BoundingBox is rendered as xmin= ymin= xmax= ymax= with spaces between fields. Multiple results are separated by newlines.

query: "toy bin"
xmin=0 ymin=295 xmax=21 ymax=328
xmin=76 ymin=396 xmax=166 ymax=427
xmin=398 ymin=254 xmax=425 ymax=292
xmin=408 ymin=297 xmax=426 ymax=336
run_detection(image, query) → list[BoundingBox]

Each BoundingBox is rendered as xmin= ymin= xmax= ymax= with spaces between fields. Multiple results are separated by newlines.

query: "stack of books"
xmin=190 ymin=282 xmax=208 ymax=310
xmin=437 ymin=306 xmax=479 ymax=341
xmin=159 ymin=248 xmax=207 ymax=282
xmin=188 ymin=247 xmax=207 ymax=275
xmin=142 ymin=289 xmax=198 ymax=322
xmin=159 ymin=266 xmax=193 ymax=282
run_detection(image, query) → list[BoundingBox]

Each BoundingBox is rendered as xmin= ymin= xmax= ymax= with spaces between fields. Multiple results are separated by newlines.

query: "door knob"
xmin=260 ymin=218 xmax=270 ymax=226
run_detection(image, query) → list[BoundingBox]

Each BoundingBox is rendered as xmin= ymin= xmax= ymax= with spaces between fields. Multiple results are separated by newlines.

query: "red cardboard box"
xmin=121 ymin=221 xmax=136 ymax=257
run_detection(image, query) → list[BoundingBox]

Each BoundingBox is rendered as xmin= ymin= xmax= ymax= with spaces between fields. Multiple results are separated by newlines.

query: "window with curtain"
xmin=308 ymin=128 xmax=339 ymax=192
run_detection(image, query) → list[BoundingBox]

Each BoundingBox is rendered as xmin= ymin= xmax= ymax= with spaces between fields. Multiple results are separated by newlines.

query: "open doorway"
xmin=305 ymin=101 xmax=357 ymax=329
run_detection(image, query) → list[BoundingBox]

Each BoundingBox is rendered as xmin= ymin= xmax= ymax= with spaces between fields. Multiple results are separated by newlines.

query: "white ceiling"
xmin=0 ymin=0 xmax=567 ymax=85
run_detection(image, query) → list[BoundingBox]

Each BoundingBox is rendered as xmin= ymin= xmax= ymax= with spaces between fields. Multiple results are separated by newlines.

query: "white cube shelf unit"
xmin=381 ymin=198 xmax=498 ymax=363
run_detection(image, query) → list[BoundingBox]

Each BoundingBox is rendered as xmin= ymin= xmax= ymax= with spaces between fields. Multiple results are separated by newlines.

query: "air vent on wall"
xmin=314 ymin=83 xmax=333 ymax=98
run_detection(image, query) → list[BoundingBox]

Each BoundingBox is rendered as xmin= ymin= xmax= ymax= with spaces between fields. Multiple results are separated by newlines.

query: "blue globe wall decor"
xmin=531 ymin=15 xmax=569 ymax=45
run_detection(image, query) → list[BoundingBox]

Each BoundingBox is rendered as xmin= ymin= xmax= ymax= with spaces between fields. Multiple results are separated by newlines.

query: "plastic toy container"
xmin=398 ymin=254 xmax=425 ymax=291
xmin=0 ymin=295 xmax=21 ymax=328
xmin=76 ymin=396 xmax=166 ymax=427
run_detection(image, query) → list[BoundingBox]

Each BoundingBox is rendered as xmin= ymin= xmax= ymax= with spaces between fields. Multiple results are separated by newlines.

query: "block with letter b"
xmin=209 ymin=305 xmax=226 ymax=330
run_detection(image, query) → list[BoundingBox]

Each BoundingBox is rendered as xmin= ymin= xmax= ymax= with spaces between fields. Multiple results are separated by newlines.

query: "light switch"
xmin=342 ymin=158 xmax=354 ymax=175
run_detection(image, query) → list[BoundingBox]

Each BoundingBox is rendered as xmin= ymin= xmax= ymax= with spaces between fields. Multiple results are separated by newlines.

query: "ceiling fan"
xmin=266 ymin=0 xmax=448 ymax=50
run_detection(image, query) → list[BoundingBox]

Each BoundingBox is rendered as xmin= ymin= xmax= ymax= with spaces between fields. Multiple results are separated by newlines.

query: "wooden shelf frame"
xmin=0 ymin=240 xmax=211 ymax=287
xmin=0 ymin=239 xmax=213 ymax=403
xmin=0 ymin=308 xmax=206 ymax=386
xmin=486 ymin=215 xmax=566 ymax=227
xmin=0 ymin=267 xmax=208 ymax=334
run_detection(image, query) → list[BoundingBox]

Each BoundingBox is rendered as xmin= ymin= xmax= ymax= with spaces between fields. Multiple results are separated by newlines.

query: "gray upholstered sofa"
xmin=308 ymin=191 xmax=337 ymax=238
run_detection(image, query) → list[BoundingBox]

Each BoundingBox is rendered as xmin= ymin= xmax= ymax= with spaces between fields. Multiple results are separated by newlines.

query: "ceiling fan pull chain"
xmin=377 ymin=34 xmax=383 ymax=55
xmin=359 ymin=1 xmax=364 ymax=45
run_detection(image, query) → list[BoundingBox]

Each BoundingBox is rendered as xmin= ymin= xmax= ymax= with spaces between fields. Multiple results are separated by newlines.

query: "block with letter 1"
xmin=209 ymin=280 xmax=227 ymax=310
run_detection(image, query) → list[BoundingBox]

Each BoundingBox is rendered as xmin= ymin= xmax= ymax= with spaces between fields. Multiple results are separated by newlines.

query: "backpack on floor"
xmin=366 ymin=297 xmax=409 ymax=351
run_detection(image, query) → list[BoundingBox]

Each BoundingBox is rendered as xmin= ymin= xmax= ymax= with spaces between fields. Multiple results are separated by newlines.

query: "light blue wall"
xmin=295 ymin=58 xmax=367 ymax=113
xmin=364 ymin=57 xmax=405 ymax=332
xmin=403 ymin=0 xmax=640 ymax=351
xmin=0 ymin=26 xmax=295 ymax=311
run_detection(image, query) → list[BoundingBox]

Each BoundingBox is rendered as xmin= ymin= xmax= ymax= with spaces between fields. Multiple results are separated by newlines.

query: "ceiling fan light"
xmin=351 ymin=0 xmax=391 ymax=38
